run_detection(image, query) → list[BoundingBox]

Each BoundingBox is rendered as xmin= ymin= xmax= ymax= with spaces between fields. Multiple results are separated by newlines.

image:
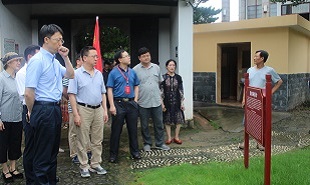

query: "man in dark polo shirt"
xmin=107 ymin=50 xmax=141 ymax=163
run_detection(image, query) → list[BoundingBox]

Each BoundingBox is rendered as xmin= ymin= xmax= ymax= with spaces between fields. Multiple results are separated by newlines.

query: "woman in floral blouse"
xmin=161 ymin=59 xmax=185 ymax=145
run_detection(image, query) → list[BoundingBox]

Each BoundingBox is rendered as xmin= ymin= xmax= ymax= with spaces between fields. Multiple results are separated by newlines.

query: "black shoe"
xmin=109 ymin=154 xmax=117 ymax=163
xmin=131 ymin=154 xmax=141 ymax=160
xmin=56 ymin=176 xmax=60 ymax=183
xmin=109 ymin=157 xmax=117 ymax=163
xmin=2 ymin=172 xmax=14 ymax=183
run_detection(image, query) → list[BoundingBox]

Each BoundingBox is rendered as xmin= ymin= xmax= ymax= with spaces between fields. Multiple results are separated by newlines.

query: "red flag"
xmin=93 ymin=16 xmax=103 ymax=72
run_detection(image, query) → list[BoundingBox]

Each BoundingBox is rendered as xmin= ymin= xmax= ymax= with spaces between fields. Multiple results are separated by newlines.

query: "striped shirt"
xmin=62 ymin=78 xmax=72 ymax=113
xmin=0 ymin=70 xmax=22 ymax=122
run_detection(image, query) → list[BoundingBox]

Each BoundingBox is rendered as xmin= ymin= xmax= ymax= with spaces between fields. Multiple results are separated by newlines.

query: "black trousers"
xmin=0 ymin=121 xmax=22 ymax=163
xmin=22 ymin=105 xmax=36 ymax=185
xmin=29 ymin=103 xmax=62 ymax=185
xmin=110 ymin=100 xmax=139 ymax=158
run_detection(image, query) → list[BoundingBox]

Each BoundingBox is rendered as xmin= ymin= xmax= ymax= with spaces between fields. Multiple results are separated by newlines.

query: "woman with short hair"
xmin=0 ymin=52 xmax=24 ymax=183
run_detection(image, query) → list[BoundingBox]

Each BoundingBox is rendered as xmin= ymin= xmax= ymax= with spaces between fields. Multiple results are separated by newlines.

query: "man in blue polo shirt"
xmin=107 ymin=50 xmax=141 ymax=163
xmin=24 ymin=24 xmax=74 ymax=185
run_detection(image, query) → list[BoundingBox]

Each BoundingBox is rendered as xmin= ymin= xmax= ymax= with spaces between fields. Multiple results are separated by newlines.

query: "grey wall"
xmin=193 ymin=72 xmax=310 ymax=111
xmin=193 ymin=72 xmax=216 ymax=103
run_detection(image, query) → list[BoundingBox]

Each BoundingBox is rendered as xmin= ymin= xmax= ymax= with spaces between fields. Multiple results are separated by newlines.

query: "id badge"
xmin=125 ymin=85 xmax=131 ymax=94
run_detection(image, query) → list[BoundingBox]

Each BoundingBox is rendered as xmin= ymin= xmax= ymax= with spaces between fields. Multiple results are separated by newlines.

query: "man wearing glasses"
xmin=68 ymin=46 xmax=109 ymax=178
xmin=25 ymin=24 xmax=74 ymax=184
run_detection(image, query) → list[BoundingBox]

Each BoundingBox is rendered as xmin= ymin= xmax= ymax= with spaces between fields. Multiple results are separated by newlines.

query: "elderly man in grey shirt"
xmin=133 ymin=47 xmax=170 ymax=152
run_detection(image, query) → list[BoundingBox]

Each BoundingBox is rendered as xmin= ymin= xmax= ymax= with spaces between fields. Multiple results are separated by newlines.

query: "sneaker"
xmin=89 ymin=166 xmax=107 ymax=175
xmin=256 ymin=144 xmax=265 ymax=151
xmin=155 ymin=144 xmax=170 ymax=151
xmin=80 ymin=168 xmax=90 ymax=178
xmin=238 ymin=142 xmax=244 ymax=150
xmin=72 ymin=155 xmax=80 ymax=164
xmin=143 ymin=144 xmax=151 ymax=152
xmin=87 ymin=151 xmax=92 ymax=160
xmin=58 ymin=148 xmax=64 ymax=153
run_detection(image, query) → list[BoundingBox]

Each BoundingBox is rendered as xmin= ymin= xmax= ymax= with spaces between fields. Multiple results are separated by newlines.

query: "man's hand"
xmin=26 ymin=111 xmax=31 ymax=123
xmin=74 ymin=114 xmax=81 ymax=127
xmin=103 ymin=110 xmax=109 ymax=123
xmin=58 ymin=46 xmax=69 ymax=58
xmin=242 ymin=100 xmax=245 ymax=108
xmin=110 ymin=105 xmax=116 ymax=116
xmin=162 ymin=104 xmax=166 ymax=112
xmin=0 ymin=120 xmax=4 ymax=131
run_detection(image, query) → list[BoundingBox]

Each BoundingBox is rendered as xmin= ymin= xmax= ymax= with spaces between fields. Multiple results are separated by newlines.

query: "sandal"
xmin=2 ymin=171 xmax=14 ymax=183
xmin=173 ymin=138 xmax=182 ymax=145
xmin=10 ymin=169 xmax=24 ymax=179
xmin=165 ymin=139 xmax=173 ymax=145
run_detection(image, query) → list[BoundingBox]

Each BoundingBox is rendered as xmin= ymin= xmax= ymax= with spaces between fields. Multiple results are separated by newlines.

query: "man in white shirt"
xmin=16 ymin=45 xmax=40 ymax=184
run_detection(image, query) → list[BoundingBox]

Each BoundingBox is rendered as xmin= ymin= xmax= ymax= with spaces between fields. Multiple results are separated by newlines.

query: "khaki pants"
xmin=68 ymin=113 xmax=92 ymax=158
xmin=76 ymin=105 xmax=104 ymax=169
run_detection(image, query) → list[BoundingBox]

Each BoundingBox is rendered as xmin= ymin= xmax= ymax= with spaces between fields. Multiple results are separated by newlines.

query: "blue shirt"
xmin=68 ymin=66 xmax=106 ymax=106
xmin=25 ymin=47 xmax=66 ymax=102
xmin=106 ymin=66 xmax=139 ymax=98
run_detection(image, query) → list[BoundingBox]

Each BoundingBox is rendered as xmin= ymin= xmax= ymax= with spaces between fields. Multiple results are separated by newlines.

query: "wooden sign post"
xmin=244 ymin=73 xmax=272 ymax=185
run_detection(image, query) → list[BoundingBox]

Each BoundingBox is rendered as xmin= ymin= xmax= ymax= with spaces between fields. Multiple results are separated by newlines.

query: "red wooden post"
xmin=264 ymin=75 xmax=272 ymax=185
xmin=244 ymin=73 xmax=249 ymax=168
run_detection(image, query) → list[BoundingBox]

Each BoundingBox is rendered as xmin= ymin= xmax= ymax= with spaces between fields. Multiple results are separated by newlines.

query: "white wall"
xmin=158 ymin=18 xmax=171 ymax=71
xmin=170 ymin=1 xmax=193 ymax=120
xmin=0 ymin=3 xmax=32 ymax=59
xmin=31 ymin=20 xmax=39 ymax=45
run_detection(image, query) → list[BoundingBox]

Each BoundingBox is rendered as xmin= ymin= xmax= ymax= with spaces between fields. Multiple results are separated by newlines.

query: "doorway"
xmin=218 ymin=43 xmax=251 ymax=106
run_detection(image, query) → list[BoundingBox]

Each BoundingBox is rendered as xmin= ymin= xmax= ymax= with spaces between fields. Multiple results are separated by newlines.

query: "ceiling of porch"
xmin=2 ymin=0 xmax=178 ymax=6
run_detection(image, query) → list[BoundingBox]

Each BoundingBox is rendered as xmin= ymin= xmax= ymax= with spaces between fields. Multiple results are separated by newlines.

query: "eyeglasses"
xmin=121 ymin=55 xmax=130 ymax=58
xmin=50 ymin=37 xmax=65 ymax=44
xmin=87 ymin=55 xmax=99 ymax=59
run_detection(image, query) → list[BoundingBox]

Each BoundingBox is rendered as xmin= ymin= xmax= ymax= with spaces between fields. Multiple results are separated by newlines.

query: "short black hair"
xmin=104 ymin=58 xmax=113 ymax=66
xmin=75 ymin=53 xmax=81 ymax=61
xmin=24 ymin=45 xmax=40 ymax=61
xmin=137 ymin=47 xmax=150 ymax=57
xmin=255 ymin=50 xmax=269 ymax=63
xmin=114 ymin=49 xmax=126 ymax=64
xmin=39 ymin=24 xmax=64 ymax=46
xmin=80 ymin=46 xmax=97 ymax=60
xmin=165 ymin=59 xmax=177 ymax=67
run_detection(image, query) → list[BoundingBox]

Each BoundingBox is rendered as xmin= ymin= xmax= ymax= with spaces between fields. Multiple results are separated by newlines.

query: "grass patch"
xmin=133 ymin=147 xmax=310 ymax=185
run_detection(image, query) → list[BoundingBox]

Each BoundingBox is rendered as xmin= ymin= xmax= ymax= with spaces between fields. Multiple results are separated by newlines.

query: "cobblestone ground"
xmin=2 ymin=105 xmax=310 ymax=184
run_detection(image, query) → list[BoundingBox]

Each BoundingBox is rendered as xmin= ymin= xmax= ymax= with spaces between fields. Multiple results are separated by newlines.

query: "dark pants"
xmin=139 ymin=105 xmax=164 ymax=147
xmin=0 ymin=121 xmax=22 ymax=163
xmin=110 ymin=100 xmax=139 ymax=158
xmin=22 ymin=105 xmax=36 ymax=185
xmin=29 ymin=102 xmax=62 ymax=185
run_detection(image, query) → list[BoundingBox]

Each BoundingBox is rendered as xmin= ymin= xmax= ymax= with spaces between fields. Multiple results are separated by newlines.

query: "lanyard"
xmin=117 ymin=65 xmax=130 ymax=84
